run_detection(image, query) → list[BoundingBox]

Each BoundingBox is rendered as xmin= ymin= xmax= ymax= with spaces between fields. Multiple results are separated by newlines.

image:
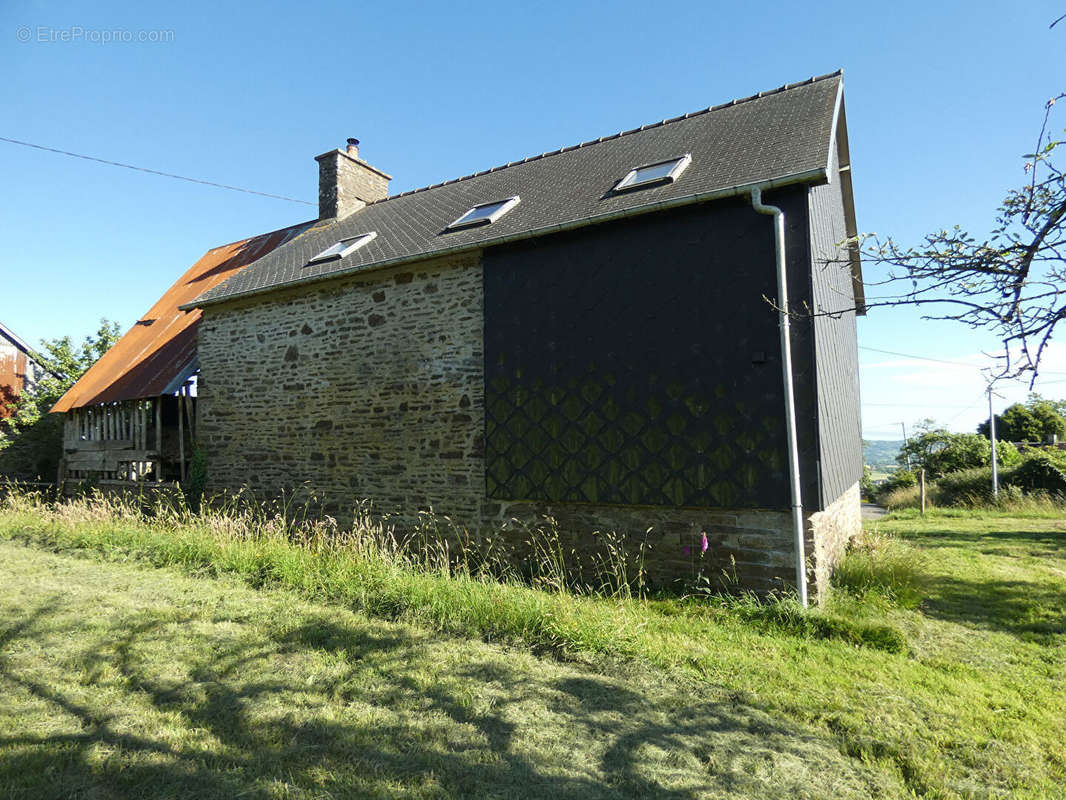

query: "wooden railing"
xmin=60 ymin=399 xmax=161 ymax=482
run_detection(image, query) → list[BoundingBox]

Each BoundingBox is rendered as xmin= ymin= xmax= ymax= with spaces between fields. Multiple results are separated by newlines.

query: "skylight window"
xmin=613 ymin=154 xmax=692 ymax=192
xmin=447 ymin=196 xmax=520 ymax=230
xmin=307 ymin=232 xmax=377 ymax=264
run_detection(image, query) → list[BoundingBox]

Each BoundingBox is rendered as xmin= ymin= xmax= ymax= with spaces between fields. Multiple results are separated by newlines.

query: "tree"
xmin=898 ymin=425 xmax=1020 ymax=478
xmin=977 ymin=395 xmax=1066 ymax=442
xmin=841 ymin=88 xmax=1066 ymax=383
xmin=0 ymin=319 xmax=121 ymax=479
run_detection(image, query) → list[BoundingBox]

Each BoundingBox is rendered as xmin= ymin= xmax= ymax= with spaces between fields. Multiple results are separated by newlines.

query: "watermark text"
xmin=16 ymin=26 xmax=175 ymax=44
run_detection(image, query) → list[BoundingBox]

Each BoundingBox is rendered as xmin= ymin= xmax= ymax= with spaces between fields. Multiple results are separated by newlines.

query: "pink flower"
xmin=682 ymin=545 xmax=692 ymax=557
xmin=700 ymin=532 xmax=709 ymax=553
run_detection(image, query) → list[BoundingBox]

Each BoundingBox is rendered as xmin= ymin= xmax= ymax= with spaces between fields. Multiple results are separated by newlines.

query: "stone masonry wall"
xmin=807 ymin=481 xmax=861 ymax=598
xmin=198 ymin=253 xmax=485 ymax=519
xmin=198 ymin=253 xmax=844 ymax=595
xmin=490 ymin=500 xmax=797 ymax=593
xmin=316 ymin=149 xmax=390 ymax=220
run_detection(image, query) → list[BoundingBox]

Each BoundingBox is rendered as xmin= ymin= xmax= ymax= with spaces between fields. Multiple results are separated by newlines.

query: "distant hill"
xmin=864 ymin=440 xmax=903 ymax=471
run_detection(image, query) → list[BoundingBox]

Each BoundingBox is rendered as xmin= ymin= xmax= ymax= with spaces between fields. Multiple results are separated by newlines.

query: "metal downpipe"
xmin=750 ymin=186 xmax=809 ymax=608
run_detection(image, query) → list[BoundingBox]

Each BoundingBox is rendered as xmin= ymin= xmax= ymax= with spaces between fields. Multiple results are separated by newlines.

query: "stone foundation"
xmin=488 ymin=500 xmax=795 ymax=593
xmin=807 ymin=481 xmax=861 ymax=598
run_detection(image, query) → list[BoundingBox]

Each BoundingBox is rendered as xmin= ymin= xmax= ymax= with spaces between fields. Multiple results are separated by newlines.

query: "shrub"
xmin=899 ymin=429 xmax=1019 ymax=478
xmin=935 ymin=466 xmax=998 ymax=505
xmin=1007 ymin=453 xmax=1066 ymax=497
xmin=1035 ymin=447 xmax=1066 ymax=470
xmin=885 ymin=452 xmax=1066 ymax=510
xmin=878 ymin=484 xmax=920 ymax=510
xmin=879 ymin=468 xmax=916 ymax=492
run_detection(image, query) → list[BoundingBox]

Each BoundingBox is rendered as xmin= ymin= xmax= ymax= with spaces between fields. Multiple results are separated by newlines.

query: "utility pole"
xmin=988 ymin=386 xmax=999 ymax=498
xmin=899 ymin=421 xmax=910 ymax=467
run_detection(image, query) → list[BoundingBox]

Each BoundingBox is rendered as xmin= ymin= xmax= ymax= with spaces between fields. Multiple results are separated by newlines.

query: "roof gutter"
xmin=750 ymin=185 xmax=808 ymax=608
xmin=182 ymin=167 xmax=828 ymax=311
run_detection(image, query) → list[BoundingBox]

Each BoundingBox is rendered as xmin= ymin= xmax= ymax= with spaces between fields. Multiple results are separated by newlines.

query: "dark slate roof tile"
xmin=191 ymin=72 xmax=843 ymax=307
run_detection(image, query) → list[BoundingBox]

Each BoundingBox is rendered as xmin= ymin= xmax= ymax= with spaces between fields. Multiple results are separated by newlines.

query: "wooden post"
xmin=989 ymin=387 xmax=1000 ymax=499
xmin=155 ymin=398 xmax=163 ymax=483
xmin=920 ymin=469 xmax=926 ymax=515
xmin=183 ymin=387 xmax=194 ymax=441
xmin=178 ymin=389 xmax=186 ymax=484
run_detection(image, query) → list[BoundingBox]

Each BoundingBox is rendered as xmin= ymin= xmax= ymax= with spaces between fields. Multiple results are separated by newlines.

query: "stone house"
xmin=62 ymin=71 xmax=865 ymax=598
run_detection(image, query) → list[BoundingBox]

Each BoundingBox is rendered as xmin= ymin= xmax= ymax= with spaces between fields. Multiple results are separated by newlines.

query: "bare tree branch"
xmin=789 ymin=96 xmax=1065 ymax=389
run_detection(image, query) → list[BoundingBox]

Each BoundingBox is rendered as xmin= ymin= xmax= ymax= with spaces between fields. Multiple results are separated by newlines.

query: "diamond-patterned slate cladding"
xmin=484 ymin=194 xmax=817 ymax=510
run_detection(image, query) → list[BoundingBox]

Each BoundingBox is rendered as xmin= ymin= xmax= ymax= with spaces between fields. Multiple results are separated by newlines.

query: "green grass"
xmin=0 ymin=541 xmax=892 ymax=799
xmin=831 ymin=531 xmax=927 ymax=609
xmin=1 ymin=492 xmax=1065 ymax=798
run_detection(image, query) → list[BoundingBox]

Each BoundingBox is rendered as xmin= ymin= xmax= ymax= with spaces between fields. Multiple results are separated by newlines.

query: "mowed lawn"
xmin=0 ymin=503 xmax=1064 ymax=798
xmin=0 ymin=540 xmax=888 ymax=800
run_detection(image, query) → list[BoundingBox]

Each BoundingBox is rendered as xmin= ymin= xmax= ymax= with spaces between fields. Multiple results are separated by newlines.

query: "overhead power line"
xmin=858 ymin=345 xmax=985 ymax=369
xmin=858 ymin=345 xmax=1066 ymax=376
xmin=864 ymin=402 xmax=987 ymax=409
xmin=0 ymin=135 xmax=314 ymax=206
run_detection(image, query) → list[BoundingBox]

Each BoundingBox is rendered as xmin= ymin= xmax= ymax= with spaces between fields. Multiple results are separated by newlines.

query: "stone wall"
xmin=315 ymin=147 xmax=391 ymax=220
xmin=491 ymin=500 xmax=796 ymax=593
xmin=198 ymin=252 xmax=849 ymax=595
xmin=807 ymin=481 xmax=861 ymax=597
xmin=197 ymin=252 xmax=485 ymax=519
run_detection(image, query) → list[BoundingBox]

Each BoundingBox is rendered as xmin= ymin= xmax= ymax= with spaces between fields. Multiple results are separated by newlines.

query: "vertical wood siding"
xmin=808 ymin=152 xmax=863 ymax=508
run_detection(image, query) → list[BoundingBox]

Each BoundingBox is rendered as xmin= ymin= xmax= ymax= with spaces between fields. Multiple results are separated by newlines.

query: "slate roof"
xmin=190 ymin=71 xmax=851 ymax=309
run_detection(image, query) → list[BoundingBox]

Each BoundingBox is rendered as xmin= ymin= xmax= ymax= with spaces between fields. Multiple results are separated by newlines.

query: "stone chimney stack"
xmin=315 ymin=138 xmax=392 ymax=221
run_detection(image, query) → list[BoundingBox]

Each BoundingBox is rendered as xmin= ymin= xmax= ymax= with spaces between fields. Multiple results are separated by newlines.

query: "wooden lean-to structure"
xmin=51 ymin=222 xmax=310 ymax=486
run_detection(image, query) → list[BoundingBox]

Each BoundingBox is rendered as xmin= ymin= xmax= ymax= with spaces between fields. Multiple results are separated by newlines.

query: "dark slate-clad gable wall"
xmin=809 ymin=155 xmax=863 ymax=507
xmin=483 ymin=190 xmax=818 ymax=511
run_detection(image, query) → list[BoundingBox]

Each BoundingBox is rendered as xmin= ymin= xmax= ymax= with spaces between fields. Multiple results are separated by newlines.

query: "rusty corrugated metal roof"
xmin=51 ymin=221 xmax=312 ymax=412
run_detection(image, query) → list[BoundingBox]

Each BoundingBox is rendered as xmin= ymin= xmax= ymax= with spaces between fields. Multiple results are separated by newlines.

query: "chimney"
xmin=315 ymin=138 xmax=392 ymax=221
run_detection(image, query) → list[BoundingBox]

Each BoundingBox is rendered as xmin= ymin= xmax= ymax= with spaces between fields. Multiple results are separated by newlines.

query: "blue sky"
xmin=2 ymin=0 xmax=1063 ymax=438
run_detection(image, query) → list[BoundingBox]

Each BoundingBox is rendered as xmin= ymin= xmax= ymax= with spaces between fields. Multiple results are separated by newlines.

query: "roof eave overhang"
xmin=182 ymin=166 xmax=830 ymax=312
xmin=826 ymin=79 xmax=865 ymax=315
xmin=50 ymin=358 xmax=198 ymax=414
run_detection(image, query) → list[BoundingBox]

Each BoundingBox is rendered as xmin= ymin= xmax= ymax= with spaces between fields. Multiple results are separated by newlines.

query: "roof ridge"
xmin=0 ymin=319 xmax=40 ymax=358
xmin=380 ymin=70 xmax=842 ymax=202
xmin=203 ymin=219 xmax=315 ymax=254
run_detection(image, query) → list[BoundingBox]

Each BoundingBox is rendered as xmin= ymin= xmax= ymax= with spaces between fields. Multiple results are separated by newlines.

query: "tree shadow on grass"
xmin=907 ymin=527 xmax=1066 ymax=558
xmin=906 ymin=527 xmax=1066 ymax=642
xmin=920 ymin=574 xmax=1066 ymax=642
xmin=0 ymin=601 xmax=894 ymax=799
